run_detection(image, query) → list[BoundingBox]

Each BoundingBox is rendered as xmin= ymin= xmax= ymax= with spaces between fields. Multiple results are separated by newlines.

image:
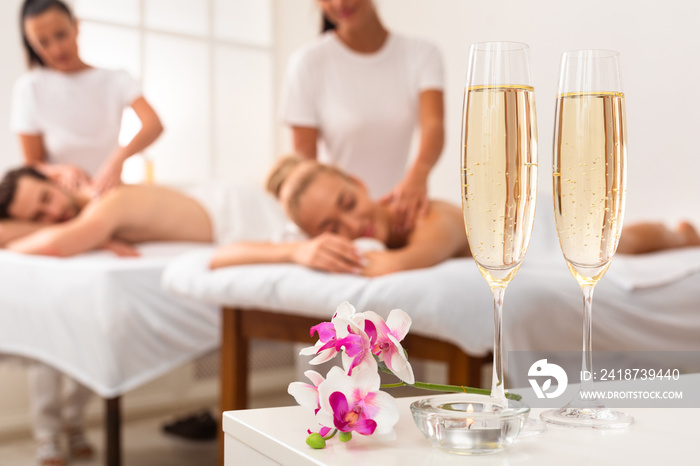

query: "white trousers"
xmin=29 ymin=363 xmax=93 ymax=442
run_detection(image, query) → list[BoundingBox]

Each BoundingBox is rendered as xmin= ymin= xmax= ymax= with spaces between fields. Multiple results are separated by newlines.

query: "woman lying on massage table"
xmin=210 ymin=155 xmax=700 ymax=276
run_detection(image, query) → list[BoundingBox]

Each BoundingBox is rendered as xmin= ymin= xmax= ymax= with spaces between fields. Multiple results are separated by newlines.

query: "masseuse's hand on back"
xmin=42 ymin=164 xmax=92 ymax=193
xmin=380 ymin=172 xmax=429 ymax=234
xmin=90 ymin=154 xmax=124 ymax=197
xmin=292 ymin=233 xmax=364 ymax=274
xmin=381 ymin=89 xmax=444 ymax=234
xmin=91 ymin=97 xmax=164 ymax=197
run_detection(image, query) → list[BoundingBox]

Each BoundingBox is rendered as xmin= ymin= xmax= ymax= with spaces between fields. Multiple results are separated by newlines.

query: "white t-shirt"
xmin=281 ymin=32 xmax=444 ymax=199
xmin=11 ymin=67 xmax=142 ymax=176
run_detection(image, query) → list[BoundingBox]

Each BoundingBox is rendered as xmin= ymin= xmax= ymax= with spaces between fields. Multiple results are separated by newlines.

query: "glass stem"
xmin=490 ymin=286 xmax=507 ymax=405
xmin=580 ymin=285 xmax=595 ymax=394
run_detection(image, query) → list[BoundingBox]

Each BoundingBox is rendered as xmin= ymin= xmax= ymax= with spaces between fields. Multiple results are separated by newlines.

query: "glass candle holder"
xmin=410 ymin=394 xmax=530 ymax=455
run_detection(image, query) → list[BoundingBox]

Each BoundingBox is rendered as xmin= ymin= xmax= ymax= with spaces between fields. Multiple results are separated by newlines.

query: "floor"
xmin=0 ymin=360 xmax=464 ymax=465
xmin=0 ymin=392 xmax=293 ymax=466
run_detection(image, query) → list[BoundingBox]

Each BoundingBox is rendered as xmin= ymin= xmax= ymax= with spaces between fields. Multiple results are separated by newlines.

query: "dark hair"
xmin=0 ymin=166 xmax=47 ymax=219
xmin=321 ymin=13 xmax=336 ymax=33
xmin=20 ymin=0 xmax=74 ymax=68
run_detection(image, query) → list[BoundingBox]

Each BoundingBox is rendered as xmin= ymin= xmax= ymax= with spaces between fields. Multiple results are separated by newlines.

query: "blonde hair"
xmin=265 ymin=154 xmax=353 ymax=221
xmin=265 ymin=154 xmax=305 ymax=198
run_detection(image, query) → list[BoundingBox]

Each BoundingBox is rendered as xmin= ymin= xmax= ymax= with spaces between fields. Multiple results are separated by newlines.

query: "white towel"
xmin=607 ymin=247 xmax=700 ymax=291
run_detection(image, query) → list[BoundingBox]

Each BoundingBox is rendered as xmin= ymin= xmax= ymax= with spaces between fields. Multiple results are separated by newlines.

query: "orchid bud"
xmin=306 ymin=433 xmax=326 ymax=449
xmin=339 ymin=431 xmax=353 ymax=442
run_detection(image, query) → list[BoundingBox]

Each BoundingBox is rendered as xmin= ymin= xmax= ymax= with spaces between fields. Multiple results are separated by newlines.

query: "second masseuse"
xmin=280 ymin=0 xmax=445 ymax=232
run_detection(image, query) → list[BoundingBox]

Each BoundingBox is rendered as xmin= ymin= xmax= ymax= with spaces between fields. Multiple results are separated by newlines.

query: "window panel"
xmin=144 ymin=0 xmax=208 ymax=37
xmin=144 ymin=33 xmax=210 ymax=184
xmin=214 ymin=46 xmax=273 ymax=184
xmin=77 ymin=23 xmax=141 ymax=77
xmin=74 ymin=0 xmax=140 ymax=26
xmin=214 ymin=0 xmax=272 ymax=46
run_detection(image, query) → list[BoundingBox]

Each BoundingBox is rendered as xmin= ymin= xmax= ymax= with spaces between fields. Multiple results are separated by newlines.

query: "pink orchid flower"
xmin=363 ymin=309 xmax=415 ymax=384
xmin=288 ymin=370 xmax=325 ymax=411
xmin=329 ymin=302 xmax=377 ymax=375
xmin=300 ymin=302 xmax=375 ymax=375
xmin=317 ymin=366 xmax=399 ymax=437
xmin=287 ymin=370 xmax=333 ymax=437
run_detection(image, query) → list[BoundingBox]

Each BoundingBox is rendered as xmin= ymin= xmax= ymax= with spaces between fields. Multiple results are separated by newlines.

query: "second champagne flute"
xmin=462 ymin=41 xmax=538 ymax=405
xmin=541 ymin=49 xmax=633 ymax=428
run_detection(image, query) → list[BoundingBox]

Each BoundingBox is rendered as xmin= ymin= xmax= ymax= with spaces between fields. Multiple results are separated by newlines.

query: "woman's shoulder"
xmin=290 ymin=32 xmax=338 ymax=63
xmin=409 ymin=200 xmax=463 ymax=234
xmin=14 ymin=68 xmax=50 ymax=86
xmin=423 ymin=200 xmax=465 ymax=232
xmin=12 ymin=68 xmax=54 ymax=97
xmin=427 ymin=199 xmax=461 ymax=215
xmin=391 ymin=33 xmax=441 ymax=55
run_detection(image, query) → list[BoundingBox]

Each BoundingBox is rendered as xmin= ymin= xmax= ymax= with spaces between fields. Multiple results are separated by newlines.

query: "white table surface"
xmin=224 ymin=381 xmax=698 ymax=466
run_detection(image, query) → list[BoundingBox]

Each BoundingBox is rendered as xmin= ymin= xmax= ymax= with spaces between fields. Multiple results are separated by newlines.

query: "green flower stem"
xmin=381 ymin=381 xmax=522 ymax=401
xmin=323 ymin=429 xmax=338 ymax=440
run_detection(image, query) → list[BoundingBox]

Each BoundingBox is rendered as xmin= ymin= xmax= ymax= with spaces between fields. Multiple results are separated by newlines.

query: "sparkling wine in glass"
xmin=540 ymin=49 xmax=633 ymax=428
xmin=461 ymin=42 xmax=538 ymax=406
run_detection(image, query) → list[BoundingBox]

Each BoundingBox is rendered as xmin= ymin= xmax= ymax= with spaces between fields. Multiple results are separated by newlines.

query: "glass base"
xmin=540 ymin=406 xmax=634 ymax=429
xmin=517 ymin=417 xmax=547 ymax=438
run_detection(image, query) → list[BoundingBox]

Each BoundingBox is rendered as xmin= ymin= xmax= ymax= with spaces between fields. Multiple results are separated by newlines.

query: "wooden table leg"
xmin=105 ymin=396 xmax=121 ymax=466
xmin=219 ymin=307 xmax=249 ymax=466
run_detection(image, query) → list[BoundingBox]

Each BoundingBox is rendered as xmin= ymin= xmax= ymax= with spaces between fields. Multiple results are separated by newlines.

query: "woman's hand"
xmin=90 ymin=153 xmax=125 ymax=197
xmin=40 ymin=164 xmax=92 ymax=193
xmin=292 ymin=233 xmax=364 ymax=274
xmin=380 ymin=171 xmax=429 ymax=234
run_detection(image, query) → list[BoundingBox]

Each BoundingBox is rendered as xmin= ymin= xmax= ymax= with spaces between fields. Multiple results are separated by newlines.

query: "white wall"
xmin=0 ymin=0 xmax=25 ymax=174
xmin=275 ymin=0 xmax=700 ymax=227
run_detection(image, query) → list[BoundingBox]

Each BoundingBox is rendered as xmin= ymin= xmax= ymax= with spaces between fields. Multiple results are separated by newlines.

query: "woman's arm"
xmin=382 ymin=89 xmax=444 ymax=231
xmin=210 ymin=233 xmax=363 ymax=274
xmin=291 ymin=126 xmax=319 ymax=160
xmin=209 ymin=242 xmax=298 ymax=269
xmin=362 ymin=201 xmax=467 ymax=277
xmin=91 ymin=96 xmax=164 ymax=196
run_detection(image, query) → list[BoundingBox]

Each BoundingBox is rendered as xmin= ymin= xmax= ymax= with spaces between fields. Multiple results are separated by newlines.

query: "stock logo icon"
xmin=528 ymin=359 xmax=568 ymax=399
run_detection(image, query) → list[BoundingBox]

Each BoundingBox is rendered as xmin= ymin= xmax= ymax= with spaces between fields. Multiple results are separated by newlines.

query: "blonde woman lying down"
xmin=210 ymin=155 xmax=700 ymax=277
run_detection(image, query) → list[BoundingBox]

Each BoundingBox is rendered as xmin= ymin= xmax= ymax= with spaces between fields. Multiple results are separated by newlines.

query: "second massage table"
xmin=0 ymin=242 xmax=220 ymax=466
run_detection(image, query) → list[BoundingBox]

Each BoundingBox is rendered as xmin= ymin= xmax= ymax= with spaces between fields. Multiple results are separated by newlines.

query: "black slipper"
xmin=162 ymin=409 xmax=218 ymax=441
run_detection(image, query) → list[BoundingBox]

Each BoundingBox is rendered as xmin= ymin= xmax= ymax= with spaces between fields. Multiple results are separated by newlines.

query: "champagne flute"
xmin=461 ymin=42 xmax=538 ymax=407
xmin=541 ymin=50 xmax=633 ymax=428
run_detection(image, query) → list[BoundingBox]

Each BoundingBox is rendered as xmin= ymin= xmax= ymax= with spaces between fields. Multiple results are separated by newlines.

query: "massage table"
xmin=0 ymin=243 xmax=220 ymax=466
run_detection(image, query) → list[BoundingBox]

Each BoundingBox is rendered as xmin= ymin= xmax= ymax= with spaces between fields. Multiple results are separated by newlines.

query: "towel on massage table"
xmin=0 ymin=243 xmax=219 ymax=398
xmin=162 ymin=248 xmax=700 ymax=357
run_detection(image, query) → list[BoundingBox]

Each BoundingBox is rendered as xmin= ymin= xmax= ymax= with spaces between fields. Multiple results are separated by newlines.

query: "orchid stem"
xmin=323 ymin=429 xmax=338 ymax=440
xmin=381 ymin=381 xmax=522 ymax=401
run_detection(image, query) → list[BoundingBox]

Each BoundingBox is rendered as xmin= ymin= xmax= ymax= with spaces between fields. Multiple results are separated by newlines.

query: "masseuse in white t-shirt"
xmin=12 ymin=0 xmax=163 ymax=198
xmin=281 ymin=0 xmax=445 ymax=233
xmin=10 ymin=1 xmax=163 ymax=464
